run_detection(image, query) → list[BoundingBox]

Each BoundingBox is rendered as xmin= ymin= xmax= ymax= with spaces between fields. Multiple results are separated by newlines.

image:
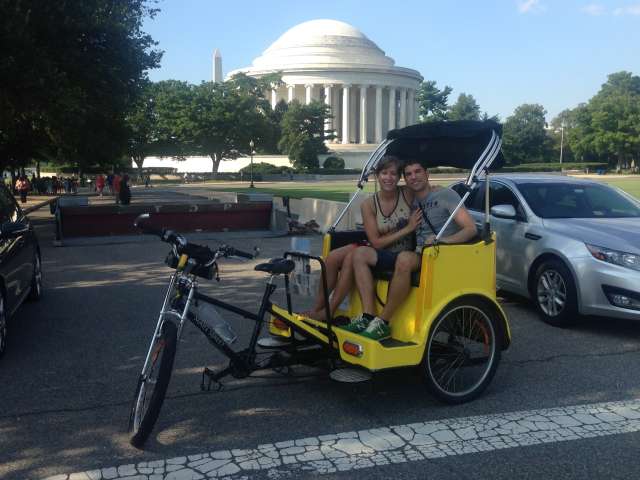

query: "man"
xmin=351 ymin=159 xmax=477 ymax=341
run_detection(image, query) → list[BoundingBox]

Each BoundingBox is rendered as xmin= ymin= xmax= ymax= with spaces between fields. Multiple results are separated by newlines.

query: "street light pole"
xmin=559 ymin=124 xmax=564 ymax=165
xmin=249 ymin=139 xmax=255 ymax=188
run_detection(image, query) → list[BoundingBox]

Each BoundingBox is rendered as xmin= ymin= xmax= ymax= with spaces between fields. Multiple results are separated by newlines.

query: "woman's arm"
xmin=361 ymin=198 xmax=421 ymax=249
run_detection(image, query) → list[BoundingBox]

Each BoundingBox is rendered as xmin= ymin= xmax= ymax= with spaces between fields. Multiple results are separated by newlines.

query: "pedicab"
xmin=128 ymin=120 xmax=511 ymax=448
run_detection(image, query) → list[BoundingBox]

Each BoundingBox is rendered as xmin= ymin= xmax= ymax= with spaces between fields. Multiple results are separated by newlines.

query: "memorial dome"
xmin=251 ymin=19 xmax=395 ymax=70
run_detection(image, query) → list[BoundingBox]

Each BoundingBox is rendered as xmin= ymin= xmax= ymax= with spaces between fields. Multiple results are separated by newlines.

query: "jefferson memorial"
xmin=144 ymin=19 xmax=423 ymax=172
xmin=229 ymin=19 xmax=422 ymax=147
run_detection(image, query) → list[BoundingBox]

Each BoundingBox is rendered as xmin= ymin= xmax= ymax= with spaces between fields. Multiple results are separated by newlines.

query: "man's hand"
xmin=423 ymin=234 xmax=437 ymax=246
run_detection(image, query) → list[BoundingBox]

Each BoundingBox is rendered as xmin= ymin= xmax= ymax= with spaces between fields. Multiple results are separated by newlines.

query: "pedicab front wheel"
xmin=129 ymin=320 xmax=178 ymax=448
xmin=422 ymin=298 xmax=501 ymax=404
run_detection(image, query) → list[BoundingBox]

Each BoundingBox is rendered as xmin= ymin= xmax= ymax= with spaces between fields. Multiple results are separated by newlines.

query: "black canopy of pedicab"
xmin=383 ymin=120 xmax=505 ymax=171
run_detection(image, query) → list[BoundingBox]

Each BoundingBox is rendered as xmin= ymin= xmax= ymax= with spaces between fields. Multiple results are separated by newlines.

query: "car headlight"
xmin=586 ymin=244 xmax=640 ymax=272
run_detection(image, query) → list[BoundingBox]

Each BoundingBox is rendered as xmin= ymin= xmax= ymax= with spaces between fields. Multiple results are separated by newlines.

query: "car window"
xmin=0 ymin=186 xmax=18 ymax=223
xmin=451 ymin=182 xmax=485 ymax=211
xmin=490 ymin=182 xmax=526 ymax=220
xmin=451 ymin=182 xmax=474 ymax=209
xmin=518 ymin=182 xmax=640 ymax=218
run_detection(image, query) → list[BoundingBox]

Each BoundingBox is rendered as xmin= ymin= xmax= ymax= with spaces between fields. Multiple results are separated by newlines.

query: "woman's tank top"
xmin=373 ymin=187 xmax=413 ymax=253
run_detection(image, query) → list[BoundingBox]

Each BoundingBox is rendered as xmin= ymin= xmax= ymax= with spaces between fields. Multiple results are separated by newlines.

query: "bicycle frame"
xmin=139 ymin=254 xmax=332 ymax=393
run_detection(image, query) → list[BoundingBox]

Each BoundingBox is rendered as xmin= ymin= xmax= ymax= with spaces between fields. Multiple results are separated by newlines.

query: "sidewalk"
xmin=14 ymin=194 xmax=59 ymax=214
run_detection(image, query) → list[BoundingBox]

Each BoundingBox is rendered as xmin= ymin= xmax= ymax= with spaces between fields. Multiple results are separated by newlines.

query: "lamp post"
xmin=559 ymin=123 xmax=564 ymax=165
xmin=249 ymin=139 xmax=255 ymax=188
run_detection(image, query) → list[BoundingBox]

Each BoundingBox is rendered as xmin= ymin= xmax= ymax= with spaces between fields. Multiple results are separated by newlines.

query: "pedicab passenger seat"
xmin=327 ymin=229 xmax=368 ymax=250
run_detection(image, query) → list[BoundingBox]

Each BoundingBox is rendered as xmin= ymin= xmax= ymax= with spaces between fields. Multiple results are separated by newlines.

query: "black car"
xmin=0 ymin=184 xmax=42 ymax=357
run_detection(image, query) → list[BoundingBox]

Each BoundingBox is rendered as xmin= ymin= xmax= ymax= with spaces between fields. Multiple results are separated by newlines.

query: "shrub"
xmin=498 ymin=162 xmax=608 ymax=173
xmin=323 ymin=156 xmax=345 ymax=169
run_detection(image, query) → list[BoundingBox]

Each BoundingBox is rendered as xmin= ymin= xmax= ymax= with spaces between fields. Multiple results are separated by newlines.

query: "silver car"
xmin=451 ymin=175 xmax=640 ymax=326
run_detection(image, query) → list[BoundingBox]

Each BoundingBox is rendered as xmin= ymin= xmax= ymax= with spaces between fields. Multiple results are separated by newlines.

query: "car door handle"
xmin=525 ymin=233 xmax=541 ymax=240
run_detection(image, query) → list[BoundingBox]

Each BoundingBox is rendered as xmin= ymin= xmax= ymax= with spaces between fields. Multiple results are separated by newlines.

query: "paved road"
xmin=1 ymin=209 xmax=640 ymax=479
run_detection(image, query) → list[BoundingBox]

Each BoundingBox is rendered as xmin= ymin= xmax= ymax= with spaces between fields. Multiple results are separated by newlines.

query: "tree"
xmin=416 ymin=80 xmax=452 ymax=122
xmin=323 ymin=156 xmax=345 ymax=169
xmin=126 ymin=81 xmax=160 ymax=176
xmin=448 ymin=94 xmax=481 ymax=121
xmin=0 ymin=0 xmax=161 ymax=174
xmin=581 ymin=72 xmax=640 ymax=170
xmin=278 ymin=101 xmax=333 ymax=170
xmin=502 ymin=104 xmax=550 ymax=164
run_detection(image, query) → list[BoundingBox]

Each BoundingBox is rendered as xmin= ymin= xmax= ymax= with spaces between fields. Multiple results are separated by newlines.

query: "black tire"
xmin=422 ymin=298 xmax=501 ymax=404
xmin=129 ymin=321 xmax=178 ymax=448
xmin=533 ymin=259 xmax=578 ymax=327
xmin=28 ymin=253 xmax=42 ymax=301
xmin=0 ymin=292 xmax=7 ymax=358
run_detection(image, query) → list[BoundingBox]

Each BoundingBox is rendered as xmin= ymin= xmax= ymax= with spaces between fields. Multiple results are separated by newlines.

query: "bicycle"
xmin=128 ymin=214 xmax=333 ymax=448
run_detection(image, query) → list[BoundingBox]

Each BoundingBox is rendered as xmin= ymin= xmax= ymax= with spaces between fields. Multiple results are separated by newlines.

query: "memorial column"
xmin=388 ymin=87 xmax=396 ymax=132
xmin=359 ymin=85 xmax=368 ymax=144
xmin=399 ymin=88 xmax=407 ymax=128
xmin=324 ymin=84 xmax=333 ymax=138
xmin=375 ymin=86 xmax=383 ymax=143
xmin=341 ymin=85 xmax=351 ymax=144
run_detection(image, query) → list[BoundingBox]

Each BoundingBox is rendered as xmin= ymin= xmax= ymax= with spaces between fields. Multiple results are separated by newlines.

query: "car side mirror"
xmin=491 ymin=204 xmax=517 ymax=219
xmin=0 ymin=221 xmax=29 ymax=239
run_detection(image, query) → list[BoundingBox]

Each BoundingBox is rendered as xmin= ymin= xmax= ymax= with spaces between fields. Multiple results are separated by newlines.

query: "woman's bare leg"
xmin=307 ymin=245 xmax=353 ymax=314
xmin=310 ymin=249 xmax=356 ymax=320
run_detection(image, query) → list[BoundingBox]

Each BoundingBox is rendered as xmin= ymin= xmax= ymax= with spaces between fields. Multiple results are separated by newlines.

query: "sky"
xmin=142 ymin=0 xmax=640 ymax=122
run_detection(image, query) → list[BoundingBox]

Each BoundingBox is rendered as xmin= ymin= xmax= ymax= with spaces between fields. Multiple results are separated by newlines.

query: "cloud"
xmin=582 ymin=4 xmax=606 ymax=15
xmin=613 ymin=4 xmax=640 ymax=15
xmin=518 ymin=0 xmax=545 ymax=13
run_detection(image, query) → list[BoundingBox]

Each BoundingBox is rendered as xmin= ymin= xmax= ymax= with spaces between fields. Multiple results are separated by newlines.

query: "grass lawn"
xmin=197 ymin=176 xmax=640 ymax=202
xmin=206 ymin=179 xmax=453 ymax=202
xmin=594 ymin=177 xmax=640 ymax=199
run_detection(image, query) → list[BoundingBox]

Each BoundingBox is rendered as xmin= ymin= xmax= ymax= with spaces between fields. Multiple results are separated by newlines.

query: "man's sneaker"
xmin=341 ymin=314 xmax=373 ymax=333
xmin=359 ymin=317 xmax=391 ymax=341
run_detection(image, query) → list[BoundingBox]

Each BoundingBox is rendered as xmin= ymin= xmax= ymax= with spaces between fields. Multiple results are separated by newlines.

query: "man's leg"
xmin=352 ymin=246 xmax=378 ymax=315
xmin=380 ymin=251 xmax=421 ymax=323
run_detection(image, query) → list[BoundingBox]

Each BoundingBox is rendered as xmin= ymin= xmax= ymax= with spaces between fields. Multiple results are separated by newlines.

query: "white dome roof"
xmin=251 ymin=19 xmax=395 ymax=70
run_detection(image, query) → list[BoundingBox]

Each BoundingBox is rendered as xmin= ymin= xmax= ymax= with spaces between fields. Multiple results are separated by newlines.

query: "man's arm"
xmin=441 ymin=206 xmax=477 ymax=243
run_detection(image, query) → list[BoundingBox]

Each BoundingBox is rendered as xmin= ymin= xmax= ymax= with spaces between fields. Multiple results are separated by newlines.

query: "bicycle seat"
xmin=255 ymin=258 xmax=295 ymax=275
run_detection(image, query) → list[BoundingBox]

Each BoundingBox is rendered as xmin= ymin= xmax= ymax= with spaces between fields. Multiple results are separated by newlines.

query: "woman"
xmin=307 ymin=155 xmax=421 ymax=321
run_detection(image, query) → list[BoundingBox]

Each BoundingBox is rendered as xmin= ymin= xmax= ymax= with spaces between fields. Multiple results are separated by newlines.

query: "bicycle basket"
xmin=165 ymin=251 xmax=214 ymax=280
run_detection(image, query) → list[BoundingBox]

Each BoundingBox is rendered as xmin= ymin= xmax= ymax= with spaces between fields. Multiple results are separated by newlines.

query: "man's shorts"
xmin=374 ymin=249 xmax=399 ymax=272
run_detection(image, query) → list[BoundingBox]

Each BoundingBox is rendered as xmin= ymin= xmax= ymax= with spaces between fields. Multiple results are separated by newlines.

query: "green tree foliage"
xmin=448 ymin=93 xmax=481 ymax=121
xmin=323 ymin=156 xmax=345 ymax=169
xmin=502 ymin=104 xmax=550 ymax=164
xmin=566 ymin=72 xmax=640 ymax=170
xmin=416 ymin=81 xmax=452 ymax=122
xmin=278 ymin=101 xmax=333 ymax=170
xmin=0 ymin=0 xmax=161 ymax=174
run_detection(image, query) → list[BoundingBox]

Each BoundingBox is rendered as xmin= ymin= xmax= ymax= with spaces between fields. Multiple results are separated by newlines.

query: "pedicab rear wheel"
xmin=422 ymin=298 xmax=501 ymax=404
xmin=129 ymin=320 xmax=178 ymax=448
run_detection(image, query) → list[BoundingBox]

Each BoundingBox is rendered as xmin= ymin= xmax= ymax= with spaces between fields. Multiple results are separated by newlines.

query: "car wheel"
xmin=534 ymin=259 xmax=578 ymax=327
xmin=28 ymin=253 xmax=42 ymax=301
xmin=0 ymin=293 xmax=7 ymax=358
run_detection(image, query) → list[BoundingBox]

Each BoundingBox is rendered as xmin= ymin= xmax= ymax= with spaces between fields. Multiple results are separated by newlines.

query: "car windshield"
xmin=518 ymin=182 xmax=640 ymax=219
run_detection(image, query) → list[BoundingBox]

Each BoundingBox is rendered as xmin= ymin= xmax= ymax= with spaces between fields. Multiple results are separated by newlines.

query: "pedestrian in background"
xmin=119 ymin=175 xmax=132 ymax=205
xmin=15 ymin=176 xmax=30 ymax=203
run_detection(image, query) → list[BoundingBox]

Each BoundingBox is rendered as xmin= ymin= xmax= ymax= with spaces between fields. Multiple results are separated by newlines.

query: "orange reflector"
xmin=342 ymin=341 xmax=363 ymax=357
xmin=272 ymin=317 xmax=288 ymax=331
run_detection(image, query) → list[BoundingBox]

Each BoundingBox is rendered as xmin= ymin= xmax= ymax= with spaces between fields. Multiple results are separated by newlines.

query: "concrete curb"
xmin=23 ymin=197 xmax=59 ymax=215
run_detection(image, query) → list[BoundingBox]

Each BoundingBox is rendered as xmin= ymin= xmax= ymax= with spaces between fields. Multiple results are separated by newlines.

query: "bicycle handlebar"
xmin=134 ymin=214 xmax=256 ymax=261
xmin=223 ymin=246 xmax=254 ymax=259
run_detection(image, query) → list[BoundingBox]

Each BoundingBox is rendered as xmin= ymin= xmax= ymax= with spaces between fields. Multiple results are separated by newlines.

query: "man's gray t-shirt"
xmin=413 ymin=188 xmax=463 ymax=251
